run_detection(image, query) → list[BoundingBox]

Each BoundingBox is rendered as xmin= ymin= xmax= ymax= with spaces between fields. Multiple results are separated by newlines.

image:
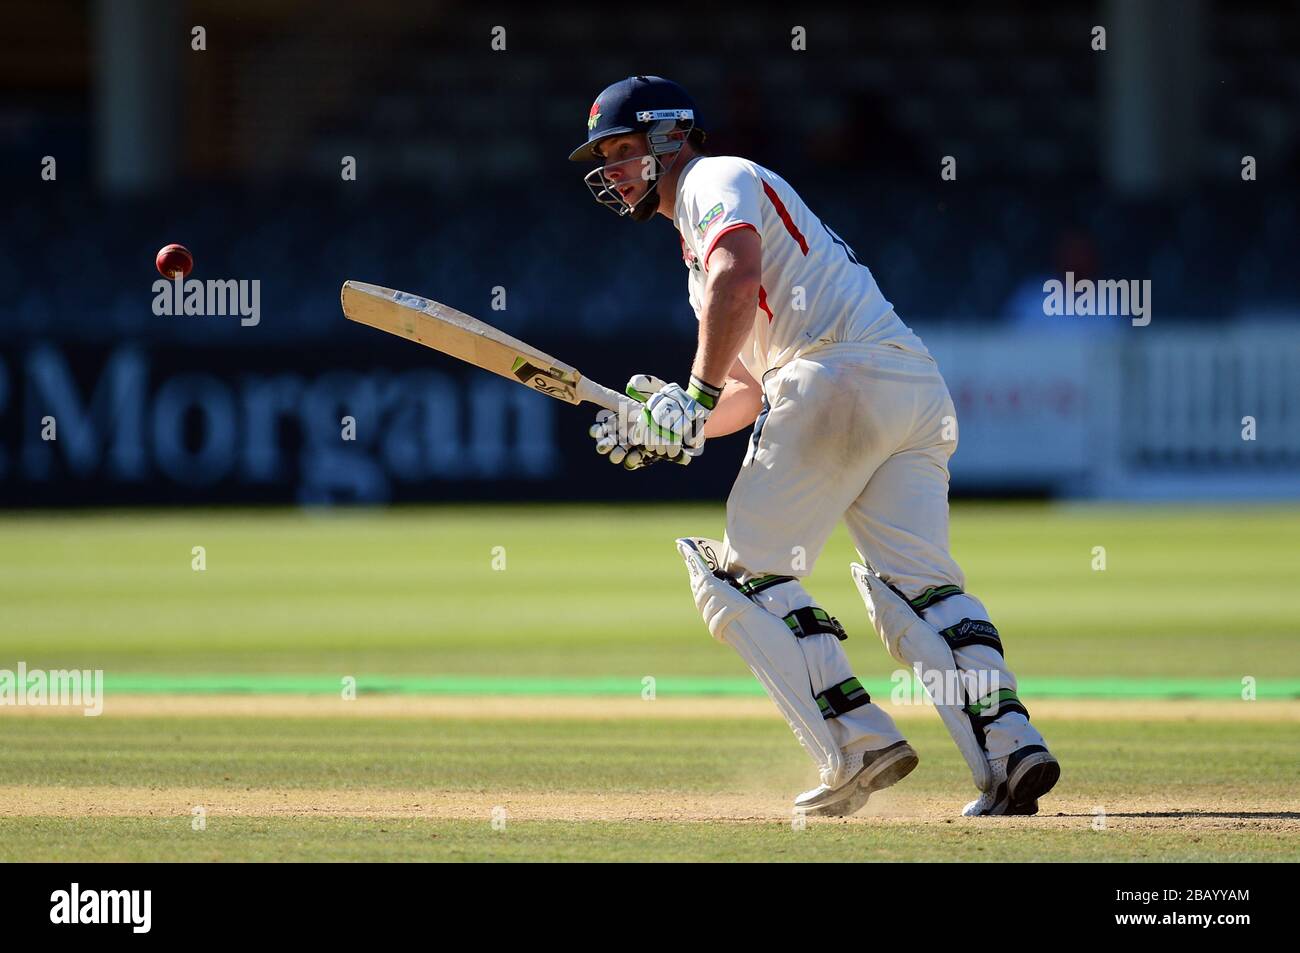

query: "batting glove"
xmin=589 ymin=374 xmax=700 ymax=470
xmin=590 ymin=406 xmax=657 ymax=469
xmin=589 ymin=375 xmax=668 ymax=470
xmin=641 ymin=375 xmax=720 ymax=459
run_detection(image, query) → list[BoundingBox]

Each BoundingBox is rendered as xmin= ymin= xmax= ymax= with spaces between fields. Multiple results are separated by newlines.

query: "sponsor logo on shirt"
xmin=696 ymin=202 xmax=724 ymax=237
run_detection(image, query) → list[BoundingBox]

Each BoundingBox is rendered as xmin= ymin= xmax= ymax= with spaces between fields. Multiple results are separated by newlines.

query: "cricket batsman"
xmin=572 ymin=76 xmax=1060 ymax=817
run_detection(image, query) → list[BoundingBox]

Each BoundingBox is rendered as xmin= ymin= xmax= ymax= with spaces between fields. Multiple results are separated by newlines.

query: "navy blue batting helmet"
xmin=568 ymin=75 xmax=703 ymax=162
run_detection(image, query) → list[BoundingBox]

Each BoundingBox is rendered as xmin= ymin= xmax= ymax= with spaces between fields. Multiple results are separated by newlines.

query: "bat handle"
xmin=577 ymin=377 xmax=636 ymax=415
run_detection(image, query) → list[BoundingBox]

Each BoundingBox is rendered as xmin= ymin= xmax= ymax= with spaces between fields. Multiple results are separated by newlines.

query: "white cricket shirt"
xmin=673 ymin=155 xmax=929 ymax=378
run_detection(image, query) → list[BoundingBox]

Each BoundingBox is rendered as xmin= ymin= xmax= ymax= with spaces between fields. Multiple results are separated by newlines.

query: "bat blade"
xmin=341 ymin=280 xmax=624 ymax=410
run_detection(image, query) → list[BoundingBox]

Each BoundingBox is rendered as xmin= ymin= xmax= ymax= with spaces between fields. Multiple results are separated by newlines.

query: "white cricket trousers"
xmin=719 ymin=341 xmax=1049 ymax=762
xmin=722 ymin=341 xmax=964 ymax=592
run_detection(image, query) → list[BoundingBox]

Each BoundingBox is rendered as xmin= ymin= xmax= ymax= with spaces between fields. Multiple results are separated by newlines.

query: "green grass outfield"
xmin=3 ymin=502 xmax=1298 ymax=680
xmin=0 ymin=503 xmax=1297 ymax=861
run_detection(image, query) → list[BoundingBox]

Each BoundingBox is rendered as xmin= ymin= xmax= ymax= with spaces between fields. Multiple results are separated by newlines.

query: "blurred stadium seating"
xmin=2 ymin=1 xmax=1296 ymax=504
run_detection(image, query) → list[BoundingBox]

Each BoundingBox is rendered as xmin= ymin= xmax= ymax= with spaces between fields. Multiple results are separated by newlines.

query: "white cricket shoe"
xmin=793 ymin=739 xmax=919 ymax=818
xmin=962 ymin=744 xmax=1060 ymax=817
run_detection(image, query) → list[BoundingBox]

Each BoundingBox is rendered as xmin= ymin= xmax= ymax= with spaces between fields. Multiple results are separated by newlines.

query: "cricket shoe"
xmin=961 ymin=745 xmax=1060 ymax=817
xmin=794 ymin=739 xmax=919 ymax=818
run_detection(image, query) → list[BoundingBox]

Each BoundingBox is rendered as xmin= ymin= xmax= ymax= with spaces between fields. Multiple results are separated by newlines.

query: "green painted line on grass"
xmin=103 ymin=674 xmax=1300 ymax=700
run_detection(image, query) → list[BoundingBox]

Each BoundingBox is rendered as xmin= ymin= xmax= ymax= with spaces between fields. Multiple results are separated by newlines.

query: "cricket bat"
xmin=340 ymin=280 xmax=629 ymax=413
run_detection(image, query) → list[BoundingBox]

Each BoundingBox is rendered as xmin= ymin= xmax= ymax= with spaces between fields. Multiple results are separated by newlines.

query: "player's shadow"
xmin=1056 ymin=811 xmax=1300 ymax=820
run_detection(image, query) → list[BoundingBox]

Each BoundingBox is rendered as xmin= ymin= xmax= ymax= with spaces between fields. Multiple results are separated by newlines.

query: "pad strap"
xmin=784 ymin=606 xmax=848 ymax=641
xmin=908 ymin=584 xmax=964 ymax=612
xmin=966 ymin=689 xmax=1030 ymax=732
xmin=738 ymin=574 xmax=795 ymax=596
xmin=815 ymin=677 xmax=871 ymax=719
xmin=736 ymin=575 xmax=849 ymax=641
xmin=939 ymin=618 xmax=1004 ymax=657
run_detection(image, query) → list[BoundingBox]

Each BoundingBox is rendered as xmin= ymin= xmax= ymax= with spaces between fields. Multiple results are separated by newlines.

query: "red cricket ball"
xmin=155 ymin=243 xmax=194 ymax=280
